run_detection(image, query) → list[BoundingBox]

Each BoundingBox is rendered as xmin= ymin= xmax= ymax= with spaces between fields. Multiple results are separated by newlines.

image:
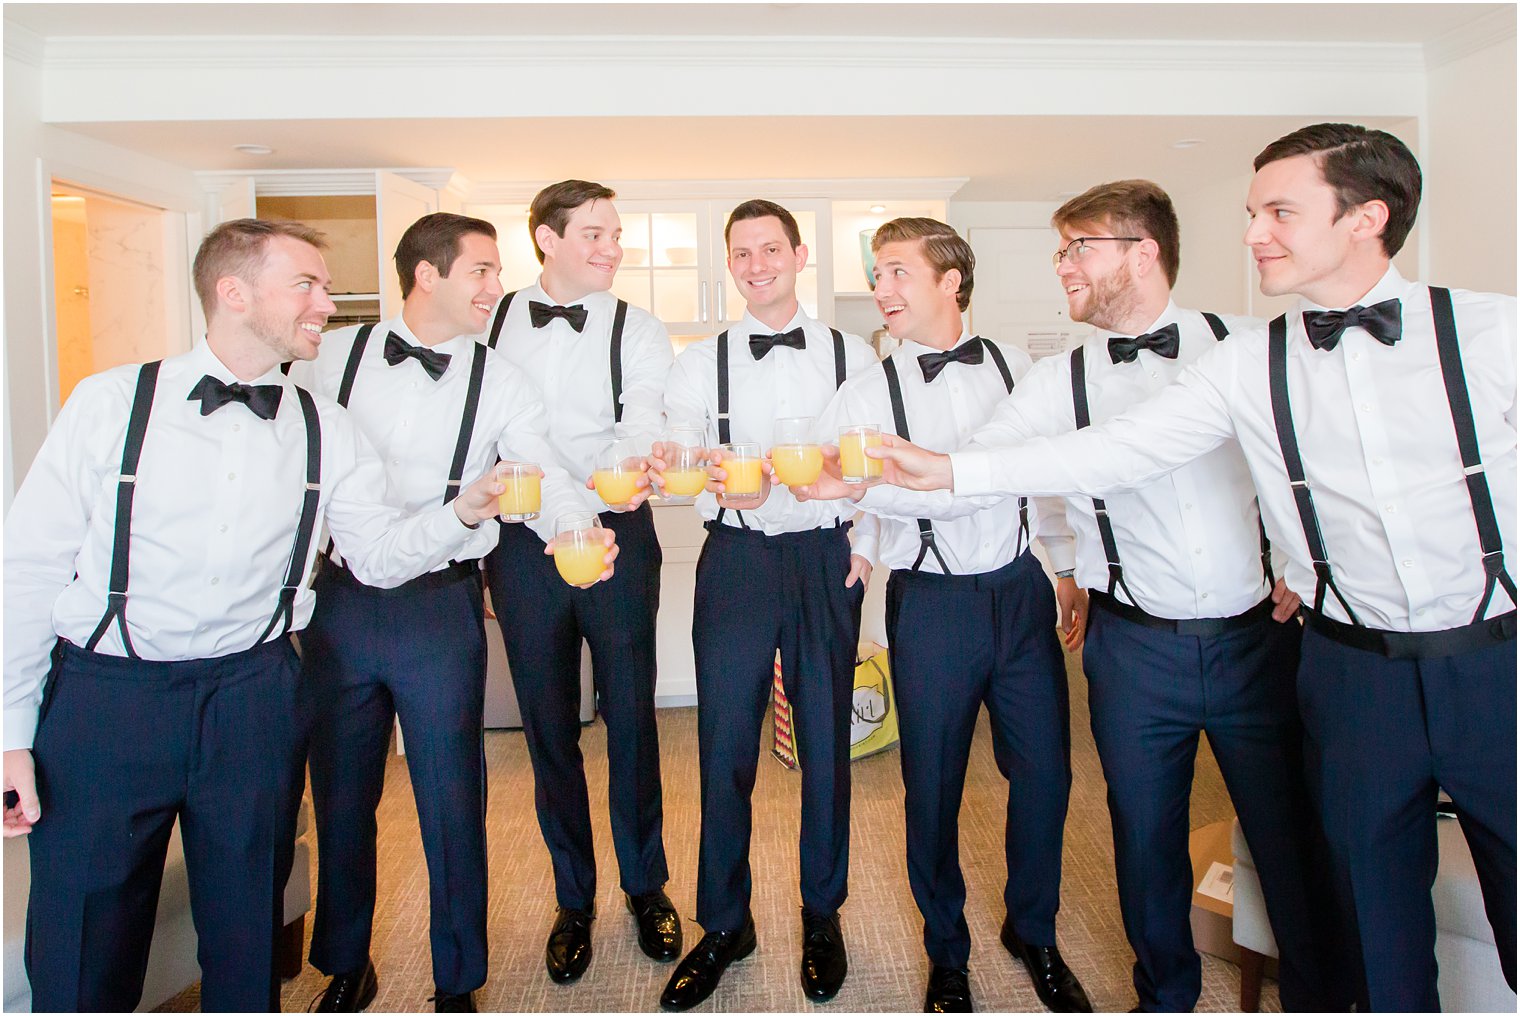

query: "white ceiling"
xmin=3 ymin=3 xmax=1501 ymax=43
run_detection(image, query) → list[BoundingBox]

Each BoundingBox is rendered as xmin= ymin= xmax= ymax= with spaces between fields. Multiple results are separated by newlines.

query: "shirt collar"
xmin=529 ymin=277 xmax=612 ymax=310
xmin=188 ymin=336 xmax=287 ymax=387
xmin=385 ymin=315 xmax=475 ymax=359
xmin=898 ymin=329 xmax=974 ymax=359
xmin=1093 ymin=299 xmax=1181 ymax=341
xmin=1298 ymin=264 xmax=1411 ymax=314
xmin=740 ymin=305 xmax=810 ymax=337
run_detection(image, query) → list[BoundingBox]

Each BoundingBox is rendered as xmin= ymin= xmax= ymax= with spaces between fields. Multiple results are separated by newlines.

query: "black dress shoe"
xmin=800 ymin=909 xmax=848 ymax=1001
xmin=627 ymin=889 xmax=683 ymax=961
xmin=1000 ymin=919 xmax=1093 ymax=1013
xmin=316 ymin=960 xmax=378 ymax=1012
xmin=546 ymin=906 xmax=595 ymax=983
xmin=659 ymin=914 xmax=758 ymax=1011
xmin=432 ymin=990 xmax=476 ymax=1012
xmin=925 ymin=964 xmax=972 ymax=1013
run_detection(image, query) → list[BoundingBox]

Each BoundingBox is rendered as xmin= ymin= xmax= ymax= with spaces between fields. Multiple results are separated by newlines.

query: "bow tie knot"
xmin=1107 ymin=323 xmax=1180 ymax=364
xmin=529 ymin=301 xmax=589 ymax=332
xmin=918 ymin=340 xmax=985 ymax=382
xmin=383 ymin=331 xmax=451 ymax=380
xmin=749 ymin=327 xmax=807 ymax=360
xmin=187 ymin=375 xmax=283 ymax=420
xmin=1302 ymin=299 xmax=1403 ymax=351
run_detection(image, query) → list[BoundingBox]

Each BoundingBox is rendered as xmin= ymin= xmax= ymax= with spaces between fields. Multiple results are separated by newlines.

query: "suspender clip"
xmin=1289 ymin=479 xmax=1309 ymax=489
xmin=305 ymin=482 xmax=322 ymax=491
xmin=1465 ymin=463 xmax=1487 ymax=476
xmin=444 ymin=479 xmax=461 ymax=489
xmin=119 ymin=474 xmax=137 ymax=484
xmin=1093 ymin=506 xmax=1109 ymax=517
xmin=1482 ymin=550 xmax=1508 ymax=575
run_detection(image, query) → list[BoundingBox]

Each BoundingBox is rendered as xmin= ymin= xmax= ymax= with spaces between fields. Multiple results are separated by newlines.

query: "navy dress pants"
xmin=1297 ymin=626 xmax=1517 ymax=1012
xmin=26 ymin=638 xmax=307 ymax=1013
xmin=302 ymin=564 xmax=489 ymax=995
xmin=1083 ymin=600 xmax=1341 ymax=1013
xmin=485 ymin=503 xmax=667 ymax=910
xmin=691 ymin=521 xmax=863 ymax=932
xmin=884 ymin=551 xmax=1073 ymax=969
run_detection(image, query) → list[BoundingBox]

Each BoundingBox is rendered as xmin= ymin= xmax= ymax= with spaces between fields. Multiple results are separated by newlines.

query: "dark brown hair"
xmin=529 ymin=179 xmax=617 ymax=264
xmin=1052 ymin=180 xmax=1181 ymax=287
xmin=871 ymin=217 xmax=975 ymax=311
xmin=1253 ymin=123 xmax=1421 ymax=258
xmin=394 ymin=212 xmax=497 ymax=299
xmin=724 ymin=199 xmax=802 ymax=250
xmin=193 ymin=218 xmax=327 ymax=320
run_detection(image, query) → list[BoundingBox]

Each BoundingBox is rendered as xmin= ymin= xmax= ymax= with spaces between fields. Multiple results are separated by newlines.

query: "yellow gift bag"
xmin=771 ymin=643 xmax=899 ymax=769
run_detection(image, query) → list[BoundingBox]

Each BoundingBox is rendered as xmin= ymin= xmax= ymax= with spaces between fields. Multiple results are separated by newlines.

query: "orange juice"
xmin=771 ymin=444 xmax=823 ymax=486
xmin=839 ymin=430 xmax=884 ymax=482
xmin=554 ymin=534 xmax=607 ymax=586
xmin=498 ymin=473 xmax=541 ymax=519
xmin=593 ymin=468 xmax=641 ymax=507
xmin=722 ymin=456 xmax=763 ymax=495
xmin=662 ymin=468 xmax=708 ymax=497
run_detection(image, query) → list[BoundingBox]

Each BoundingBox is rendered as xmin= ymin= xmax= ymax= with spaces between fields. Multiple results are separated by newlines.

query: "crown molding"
xmin=195 ymin=167 xmax=459 ymax=196
xmin=467 ymin=177 xmax=970 ymax=204
xmin=1424 ymin=8 xmax=1516 ymax=69
xmin=41 ymin=33 xmax=1425 ymax=76
xmin=3 ymin=21 xmax=45 ymax=66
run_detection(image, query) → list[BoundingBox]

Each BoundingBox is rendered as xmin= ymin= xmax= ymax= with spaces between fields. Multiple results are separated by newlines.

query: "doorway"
xmin=49 ymin=182 xmax=173 ymax=406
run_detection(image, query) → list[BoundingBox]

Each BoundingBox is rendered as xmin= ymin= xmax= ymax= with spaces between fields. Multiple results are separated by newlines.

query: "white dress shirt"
xmin=482 ymin=281 xmax=672 ymax=513
xmin=289 ymin=316 xmax=584 ymax=549
xmin=952 ymin=268 xmax=1518 ymax=632
xmin=664 ymin=307 xmax=879 ymax=556
xmin=5 ymin=340 xmax=481 ymax=749
xmin=819 ymin=332 xmax=1071 ymax=576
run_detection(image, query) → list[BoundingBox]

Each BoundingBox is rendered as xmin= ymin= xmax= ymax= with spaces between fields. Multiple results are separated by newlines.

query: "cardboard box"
xmin=1189 ymin=819 xmax=1278 ymax=977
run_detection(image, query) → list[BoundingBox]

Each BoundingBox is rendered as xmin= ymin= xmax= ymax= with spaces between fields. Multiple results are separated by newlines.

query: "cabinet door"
xmin=968 ymin=227 xmax=1087 ymax=361
xmin=714 ymin=198 xmax=834 ymax=330
xmin=376 ymin=171 xmax=439 ymax=319
xmin=613 ymin=201 xmax=714 ymax=337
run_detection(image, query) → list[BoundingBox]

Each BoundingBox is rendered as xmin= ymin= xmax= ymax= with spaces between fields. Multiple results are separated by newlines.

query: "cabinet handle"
xmin=717 ymin=284 xmax=727 ymax=321
xmin=699 ymin=281 xmax=708 ymax=322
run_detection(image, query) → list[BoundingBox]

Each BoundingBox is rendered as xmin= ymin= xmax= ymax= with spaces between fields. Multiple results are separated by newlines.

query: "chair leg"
xmin=1239 ymin=946 xmax=1265 ymax=1012
xmin=275 ymin=913 xmax=306 ymax=980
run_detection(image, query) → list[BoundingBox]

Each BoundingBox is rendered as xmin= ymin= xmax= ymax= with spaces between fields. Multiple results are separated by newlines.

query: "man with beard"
xmin=3 ymin=218 xmax=513 ymax=1012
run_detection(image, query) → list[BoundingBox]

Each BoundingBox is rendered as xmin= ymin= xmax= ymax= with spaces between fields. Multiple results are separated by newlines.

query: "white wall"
xmin=1425 ymin=37 xmax=1517 ymax=295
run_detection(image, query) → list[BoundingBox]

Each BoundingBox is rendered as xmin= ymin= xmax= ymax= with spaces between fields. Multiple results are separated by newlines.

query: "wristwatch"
xmin=1055 ymin=569 xmax=1075 ymax=579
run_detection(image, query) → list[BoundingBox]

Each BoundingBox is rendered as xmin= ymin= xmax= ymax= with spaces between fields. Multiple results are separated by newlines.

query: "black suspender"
xmin=714 ymin=325 xmax=850 ymax=529
xmin=443 ymin=343 xmax=490 ymax=505
xmin=488 ymin=290 xmax=627 ymax=424
xmin=256 ymin=387 xmax=323 ymax=644
xmin=884 ymin=338 xmax=1020 ymax=575
xmin=86 ymin=360 xmax=162 ymax=656
xmin=1202 ymin=312 xmax=1229 ymax=341
xmin=89 ymin=363 xmax=324 ymax=655
xmin=1069 ymin=345 xmax=1141 ymax=605
xmin=336 ymin=322 xmax=377 ymax=408
xmin=485 ymin=291 xmax=518 ymax=350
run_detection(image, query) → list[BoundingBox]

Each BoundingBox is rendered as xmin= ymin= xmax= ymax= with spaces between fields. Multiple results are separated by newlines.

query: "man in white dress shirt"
xmin=478 ymin=181 xmax=680 ymax=985
xmin=797 ymin=218 xmax=1092 ymax=1014
xmin=650 ymin=200 xmax=876 ymax=1011
xmin=2 ymin=219 xmax=510 ymax=1012
xmin=288 ymin=213 xmax=609 ymax=1013
xmin=869 ymin=124 xmax=1517 ymax=1012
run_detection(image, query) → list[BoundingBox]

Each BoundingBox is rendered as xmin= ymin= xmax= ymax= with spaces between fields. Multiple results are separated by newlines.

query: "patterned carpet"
xmin=161 ymin=650 xmax=1279 ymax=1013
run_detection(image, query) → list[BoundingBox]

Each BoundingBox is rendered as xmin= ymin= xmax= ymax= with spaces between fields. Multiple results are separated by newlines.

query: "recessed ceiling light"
xmin=233 ymin=144 xmax=273 ymax=155
xmin=869 ymin=204 xmax=887 ymax=214
xmin=1171 ymin=138 xmax=1205 ymax=149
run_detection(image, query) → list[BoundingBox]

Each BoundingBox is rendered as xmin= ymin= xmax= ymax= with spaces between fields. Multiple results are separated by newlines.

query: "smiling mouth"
xmin=589 ymin=261 xmax=616 ymax=273
xmin=747 ymin=277 xmax=776 ymax=289
xmin=1065 ymin=284 xmax=1088 ymax=295
xmin=472 ymin=301 xmax=493 ymax=313
xmin=880 ymin=304 xmax=906 ymax=318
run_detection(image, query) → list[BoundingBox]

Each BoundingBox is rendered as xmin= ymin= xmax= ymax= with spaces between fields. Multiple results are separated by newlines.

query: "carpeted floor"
xmin=160 ymin=651 xmax=1280 ymax=1013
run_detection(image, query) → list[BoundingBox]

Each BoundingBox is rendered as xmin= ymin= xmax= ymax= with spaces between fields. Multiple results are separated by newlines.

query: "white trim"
xmin=3 ymin=22 xmax=45 ymax=66
xmin=40 ymin=34 xmax=1426 ymax=75
xmin=1424 ymin=8 xmax=1516 ymax=69
xmin=195 ymin=168 xmax=458 ymax=197
xmin=470 ymin=177 xmax=970 ymax=204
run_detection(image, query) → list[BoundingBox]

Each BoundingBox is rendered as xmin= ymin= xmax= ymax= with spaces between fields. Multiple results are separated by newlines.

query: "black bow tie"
xmin=1107 ymin=323 xmax=1180 ymax=364
xmin=187 ymin=374 xmax=283 ymax=421
xmin=918 ymin=340 xmax=985 ymax=383
xmin=529 ymin=301 xmax=589 ymax=332
xmin=1302 ymin=299 xmax=1403 ymax=351
xmin=749 ymin=327 xmax=806 ymax=360
xmin=383 ymin=331 xmax=451 ymax=381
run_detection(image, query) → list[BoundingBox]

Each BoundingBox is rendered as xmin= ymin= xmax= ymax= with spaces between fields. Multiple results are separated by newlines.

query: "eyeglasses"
xmin=1052 ymin=236 xmax=1143 ymax=267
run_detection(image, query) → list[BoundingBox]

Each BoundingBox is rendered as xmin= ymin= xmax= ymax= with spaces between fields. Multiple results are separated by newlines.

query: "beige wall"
xmin=1426 ymin=39 xmax=1517 ymax=295
xmin=50 ymin=198 xmax=94 ymax=404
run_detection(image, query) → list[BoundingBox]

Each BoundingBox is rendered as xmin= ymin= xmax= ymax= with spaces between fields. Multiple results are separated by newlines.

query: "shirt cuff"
xmin=5 ymin=707 xmax=39 ymax=752
xmin=849 ymin=525 xmax=879 ymax=564
xmin=1041 ymin=535 xmax=1078 ymax=573
xmin=949 ymin=449 xmax=999 ymax=497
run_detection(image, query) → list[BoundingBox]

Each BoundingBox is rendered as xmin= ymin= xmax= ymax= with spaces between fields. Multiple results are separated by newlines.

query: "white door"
xmin=375 ymin=171 xmax=438 ymax=319
xmin=968 ymin=227 xmax=1089 ymax=361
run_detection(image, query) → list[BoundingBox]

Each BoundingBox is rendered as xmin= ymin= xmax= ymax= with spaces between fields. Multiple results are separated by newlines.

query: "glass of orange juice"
xmin=498 ymin=462 xmax=542 ymax=521
xmin=770 ymin=416 xmax=823 ymax=487
xmin=553 ymin=512 xmax=608 ymax=587
xmin=838 ymin=424 xmax=884 ymax=485
xmin=593 ymin=439 xmax=643 ymax=509
xmin=661 ymin=425 xmax=708 ymax=500
xmin=718 ymin=442 xmax=763 ymax=507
